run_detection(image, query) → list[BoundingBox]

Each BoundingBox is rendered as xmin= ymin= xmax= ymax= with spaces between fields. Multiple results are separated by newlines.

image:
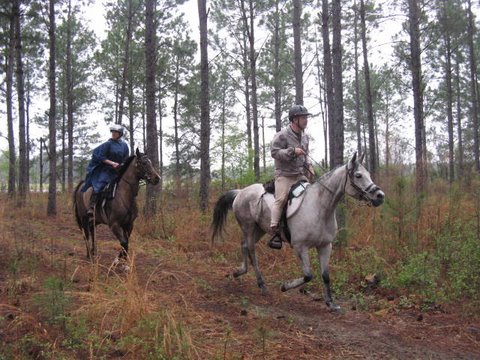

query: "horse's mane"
xmin=117 ymin=155 xmax=136 ymax=178
xmin=316 ymin=164 xmax=345 ymax=183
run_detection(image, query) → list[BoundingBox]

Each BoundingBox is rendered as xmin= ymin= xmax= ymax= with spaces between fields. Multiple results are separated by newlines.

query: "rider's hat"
xmin=288 ymin=104 xmax=312 ymax=122
xmin=109 ymin=124 xmax=124 ymax=136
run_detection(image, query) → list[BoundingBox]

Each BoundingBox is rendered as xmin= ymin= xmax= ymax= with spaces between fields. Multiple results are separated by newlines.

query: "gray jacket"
xmin=271 ymin=125 xmax=311 ymax=177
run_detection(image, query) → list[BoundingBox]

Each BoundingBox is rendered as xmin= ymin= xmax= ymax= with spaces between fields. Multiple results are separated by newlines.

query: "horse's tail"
xmin=73 ymin=181 xmax=85 ymax=230
xmin=211 ymin=190 xmax=239 ymax=242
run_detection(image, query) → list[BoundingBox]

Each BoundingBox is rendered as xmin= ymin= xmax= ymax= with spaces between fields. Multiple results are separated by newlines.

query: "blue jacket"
xmin=81 ymin=139 xmax=130 ymax=193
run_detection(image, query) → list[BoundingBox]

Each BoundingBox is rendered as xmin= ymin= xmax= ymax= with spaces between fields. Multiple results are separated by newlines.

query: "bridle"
xmin=345 ymin=164 xmax=381 ymax=205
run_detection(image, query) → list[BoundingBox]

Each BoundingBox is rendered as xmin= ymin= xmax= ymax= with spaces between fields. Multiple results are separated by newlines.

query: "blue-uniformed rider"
xmin=82 ymin=124 xmax=130 ymax=217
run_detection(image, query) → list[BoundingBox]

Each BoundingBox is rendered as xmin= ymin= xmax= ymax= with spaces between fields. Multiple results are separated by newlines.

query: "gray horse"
xmin=211 ymin=153 xmax=385 ymax=311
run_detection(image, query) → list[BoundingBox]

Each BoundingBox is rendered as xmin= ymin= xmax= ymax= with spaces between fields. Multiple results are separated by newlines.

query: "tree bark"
xmin=118 ymin=0 xmax=133 ymax=126
xmin=332 ymin=0 xmax=344 ymax=167
xmin=198 ymin=0 xmax=210 ymax=212
xmin=6 ymin=4 xmax=16 ymax=198
xmin=440 ymin=0 xmax=454 ymax=183
xmin=408 ymin=0 xmax=427 ymax=194
xmin=273 ymin=0 xmax=282 ymax=132
xmin=467 ymin=0 xmax=479 ymax=172
xmin=66 ymin=0 xmax=74 ymax=193
xmin=14 ymin=0 xmax=28 ymax=206
xmin=353 ymin=0 xmax=363 ymax=157
xmin=455 ymin=59 xmax=464 ymax=178
xmin=293 ymin=0 xmax=303 ymax=104
xmin=47 ymin=0 xmax=57 ymax=216
xmin=360 ymin=0 xmax=376 ymax=177
xmin=321 ymin=0 xmax=335 ymax=169
xmin=144 ymin=0 xmax=160 ymax=216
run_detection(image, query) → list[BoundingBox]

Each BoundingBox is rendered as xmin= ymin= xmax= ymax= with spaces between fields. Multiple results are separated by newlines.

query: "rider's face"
xmin=296 ymin=115 xmax=309 ymax=130
xmin=111 ymin=131 xmax=122 ymax=140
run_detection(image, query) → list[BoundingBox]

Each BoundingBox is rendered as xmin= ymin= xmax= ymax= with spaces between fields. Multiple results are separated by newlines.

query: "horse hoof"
xmin=111 ymin=258 xmax=130 ymax=273
xmin=327 ymin=303 xmax=343 ymax=313
xmin=281 ymin=284 xmax=287 ymax=292
xmin=259 ymin=285 xmax=268 ymax=295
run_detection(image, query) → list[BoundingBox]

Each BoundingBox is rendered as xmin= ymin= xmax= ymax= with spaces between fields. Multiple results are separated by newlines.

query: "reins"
xmin=302 ymin=154 xmax=378 ymax=204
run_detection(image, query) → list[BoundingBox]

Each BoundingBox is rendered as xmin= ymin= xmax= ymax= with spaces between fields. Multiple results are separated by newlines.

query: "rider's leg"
xmin=269 ymin=176 xmax=295 ymax=249
xmin=87 ymin=192 xmax=98 ymax=217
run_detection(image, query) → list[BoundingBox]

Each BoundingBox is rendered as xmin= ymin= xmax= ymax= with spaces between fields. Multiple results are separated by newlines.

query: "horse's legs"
xmin=111 ymin=223 xmax=129 ymax=259
xmin=89 ymin=221 xmax=96 ymax=257
xmin=281 ymin=246 xmax=313 ymax=292
xmin=81 ymin=216 xmax=93 ymax=259
xmin=317 ymin=244 xmax=341 ymax=311
xmin=233 ymin=235 xmax=249 ymax=278
xmin=233 ymin=225 xmax=267 ymax=294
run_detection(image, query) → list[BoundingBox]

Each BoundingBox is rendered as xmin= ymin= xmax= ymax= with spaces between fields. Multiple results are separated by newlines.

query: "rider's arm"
xmin=271 ymin=133 xmax=295 ymax=161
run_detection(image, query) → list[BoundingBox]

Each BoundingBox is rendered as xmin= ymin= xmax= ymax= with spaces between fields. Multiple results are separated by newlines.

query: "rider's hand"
xmin=294 ymin=147 xmax=306 ymax=156
xmin=105 ymin=159 xmax=120 ymax=168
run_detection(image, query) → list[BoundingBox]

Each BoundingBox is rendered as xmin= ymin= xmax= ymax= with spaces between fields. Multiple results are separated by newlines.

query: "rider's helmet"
xmin=288 ymin=104 xmax=312 ymax=122
xmin=109 ymin=124 xmax=124 ymax=136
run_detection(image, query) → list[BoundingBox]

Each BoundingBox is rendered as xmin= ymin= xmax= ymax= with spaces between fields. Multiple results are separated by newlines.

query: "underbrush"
xmin=0 ymin=176 xmax=479 ymax=358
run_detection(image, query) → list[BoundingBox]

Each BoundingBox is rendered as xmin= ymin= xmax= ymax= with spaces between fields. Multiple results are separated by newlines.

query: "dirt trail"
xmin=1 ymin=211 xmax=479 ymax=359
xmin=130 ymin=245 xmax=480 ymax=360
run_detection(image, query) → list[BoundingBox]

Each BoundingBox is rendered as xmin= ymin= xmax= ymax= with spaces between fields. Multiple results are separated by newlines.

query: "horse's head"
xmin=345 ymin=152 xmax=385 ymax=207
xmin=135 ymin=148 xmax=161 ymax=185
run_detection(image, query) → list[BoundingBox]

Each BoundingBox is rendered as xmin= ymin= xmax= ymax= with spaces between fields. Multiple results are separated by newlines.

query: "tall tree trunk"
xmin=220 ymin=77 xmax=226 ymax=191
xmin=238 ymin=1 xmax=253 ymax=174
xmin=455 ymin=59 xmax=464 ymax=178
xmin=47 ymin=0 xmax=57 ymax=216
xmin=360 ymin=0 xmax=376 ymax=177
xmin=467 ymin=0 xmax=479 ymax=172
xmin=198 ymin=0 xmax=210 ymax=211
xmin=173 ymin=60 xmax=181 ymax=193
xmin=61 ymin=99 xmax=66 ymax=192
xmin=118 ymin=0 xmax=133 ymax=125
xmin=273 ymin=0 xmax=282 ymax=132
xmin=6 ymin=5 xmax=16 ymax=198
xmin=408 ymin=0 xmax=427 ymax=194
xmin=66 ymin=0 xmax=74 ymax=193
xmin=321 ymin=0 xmax=335 ymax=169
xmin=293 ymin=0 xmax=303 ymax=104
xmin=243 ymin=0 xmax=260 ymax=180
xmin=441 ymin=0 xmax=454 ymax=183
xmin=314 ymin=34 xmax=328 ymax=165
xmin=157 ymin=90 xmax=164 ymax=191
xmin=353 ymin=0 xmax=362 ymax=157
xmin=242 ymin=31 xmax=252 ymax=173
xmin=332 ymin=0 xmax=344 ymax=167
xmin=144 ymin=0 xmax=159 ymax=216
xmin=14 ymin=0 xmax=28 ymax=206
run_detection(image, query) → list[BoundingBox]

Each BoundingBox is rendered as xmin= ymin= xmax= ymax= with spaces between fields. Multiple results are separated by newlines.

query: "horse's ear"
xmin=359 ymin=152 xmax=365 ymax=164
xmin=348 ymin=152 xmax=357 ymax=170
xmin=136 ymin=148 xmax=140 ymax=157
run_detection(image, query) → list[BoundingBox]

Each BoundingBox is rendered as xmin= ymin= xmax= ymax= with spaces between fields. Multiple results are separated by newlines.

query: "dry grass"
xmin=0 ymin=178 xmax=479 ymax=358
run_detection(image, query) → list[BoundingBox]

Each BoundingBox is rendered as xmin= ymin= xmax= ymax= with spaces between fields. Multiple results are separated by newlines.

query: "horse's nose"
xmin=374 ymin=190 xmax=385 ymax=206
xmin=151 ymin=175 xmax=160 ymax=185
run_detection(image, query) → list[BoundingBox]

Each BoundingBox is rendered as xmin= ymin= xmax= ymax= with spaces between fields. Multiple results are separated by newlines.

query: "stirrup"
xmin=268 ymin=233 xmax=282 ymax=250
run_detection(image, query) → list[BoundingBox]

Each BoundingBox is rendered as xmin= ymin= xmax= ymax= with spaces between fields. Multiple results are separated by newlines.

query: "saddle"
xmin=102 ymin=180 xmax=118 ymax=200
xmin=263 ymin=179 xmax=309 ymax=244
xmin=95 ymin=180 xmax=118 ymax=219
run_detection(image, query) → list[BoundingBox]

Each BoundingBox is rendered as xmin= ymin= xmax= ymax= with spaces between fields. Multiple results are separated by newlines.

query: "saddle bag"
xmin=288 ymin=180 xmax=308 ymax=203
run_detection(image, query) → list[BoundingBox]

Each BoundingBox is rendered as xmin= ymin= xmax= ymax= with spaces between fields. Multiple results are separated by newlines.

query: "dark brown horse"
xmin=73 ymin=148 xmax=160 ymax=260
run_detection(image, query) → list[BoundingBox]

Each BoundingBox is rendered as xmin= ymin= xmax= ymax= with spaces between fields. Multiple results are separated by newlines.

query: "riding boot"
xmin=268 ymin=225 xmax=282 ymax=250
xmin=87 ymin=193 xmax=98 ymax=218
